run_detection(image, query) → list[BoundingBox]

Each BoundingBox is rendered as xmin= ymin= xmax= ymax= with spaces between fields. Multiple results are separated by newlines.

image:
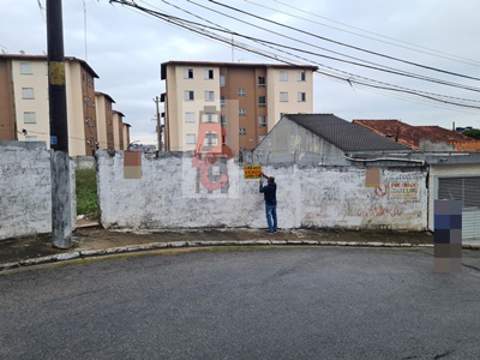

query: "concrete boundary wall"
xmin=73 ymin=155 xmax=96 ymax=170
xmin=0 ymin=141 xmax=76 ymax=241
xmin=97 ymin=151 xmax=428 ymax=231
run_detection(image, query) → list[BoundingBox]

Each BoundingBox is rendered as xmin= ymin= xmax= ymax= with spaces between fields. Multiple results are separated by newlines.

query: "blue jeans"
xmin=265 ymin=204 xmax=277 ymax=232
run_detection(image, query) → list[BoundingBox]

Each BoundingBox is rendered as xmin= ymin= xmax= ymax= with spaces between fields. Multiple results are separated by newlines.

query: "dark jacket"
xmin=259 ymin=181 xmax=277 ymax=206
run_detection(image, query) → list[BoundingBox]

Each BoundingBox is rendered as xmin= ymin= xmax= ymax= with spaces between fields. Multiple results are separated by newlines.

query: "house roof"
xmin=95 ymin=91 xmax=116 ymax=104
xmin=285 ymin=114 xmax=409 ymax=152
xmin=113 ymin=110 xmax=125 ymax=117
xmin=0 ymin=53 xmax=99 ymax=78
xmin=353 ymin=119 xmax=474 ymax=149
xmin=161 ymin=60 xmax=318 ymax=70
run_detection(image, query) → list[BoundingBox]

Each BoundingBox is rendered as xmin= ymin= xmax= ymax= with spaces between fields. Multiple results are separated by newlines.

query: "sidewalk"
xmin=0 ymin=227 xmax=434 ymax=267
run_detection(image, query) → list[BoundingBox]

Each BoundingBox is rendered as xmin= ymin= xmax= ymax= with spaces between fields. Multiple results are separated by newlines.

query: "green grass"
xmin=76 ymin=169 xmax=99 ymax=218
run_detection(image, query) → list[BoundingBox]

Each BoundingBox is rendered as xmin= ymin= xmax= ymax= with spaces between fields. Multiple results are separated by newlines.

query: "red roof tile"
xmin=352 ymin=119 xmax=479 ymax=151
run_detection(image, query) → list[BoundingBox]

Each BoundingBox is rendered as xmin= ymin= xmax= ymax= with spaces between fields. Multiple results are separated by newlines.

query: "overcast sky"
xmin=1 ymin=0 xmax=480 ymax=144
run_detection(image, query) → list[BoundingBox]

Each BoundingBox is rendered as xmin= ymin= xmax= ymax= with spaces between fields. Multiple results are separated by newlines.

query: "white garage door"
xmin=438 ymin=177 xmax=480 ymax=241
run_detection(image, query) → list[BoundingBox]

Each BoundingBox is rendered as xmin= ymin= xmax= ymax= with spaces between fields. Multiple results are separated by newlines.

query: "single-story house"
xmin=253 ymin=113 xmax=410 ymax=166
xmin=353 ymin=119 xmax=480 ymax=152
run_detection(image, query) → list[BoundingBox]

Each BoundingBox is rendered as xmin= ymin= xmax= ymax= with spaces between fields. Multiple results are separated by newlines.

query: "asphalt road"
xmin=1 ymin=247 xmax=480 ymax=360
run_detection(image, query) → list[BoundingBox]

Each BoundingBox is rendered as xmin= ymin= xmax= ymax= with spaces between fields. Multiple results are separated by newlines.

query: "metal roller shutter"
xmin=438 ymin=177 xmax=480 ymax=240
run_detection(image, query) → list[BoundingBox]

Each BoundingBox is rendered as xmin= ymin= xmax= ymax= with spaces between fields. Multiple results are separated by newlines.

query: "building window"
xmin=22 ymin=87 xmax=34 ymax=99
xmin=185 ymin=112 xmax=195 ymax=123
xmin=184 ymin=90 xmax=194 ymax=101
xmin=220 ymin=96 xmax=225 ymax=107
xmin=220 ymin=74 xmax=225 ymax=87
xmin=297 ymin=92 xmax=306 ymax=102
xmin=257 ymin=76 xmax=266 ymax=86
xmin=280 ymin=91 xmax=289 ymax=102
xmin=184 ymin=68 xmax=194 ymax=79
xmin=23 ymin=112 xmax=36 ymax=124
xmin=186 ymin=133 xmax=196 ymax=144
xmin=205 ymin=69 xmax=214 ymax=80
xmin=258 ymin=115 xmax=267 ymax=128
xmin=204 ymin=90 xmax=215 ymax=102
xmin=279 ymin=71 xmax=288 ymax=82
xmin=20 ymin=62 xmax=32 ymax=75
xmin=238 ymin=88 xmax=246 ymax=97
xmin=258 ymin=96 xmax=266 ymax=107
xmin=239 ymin=108 xmax=246 ymax=116
xmin=205 ymin=132 xmax=218 ymax=146
xmin=221 ymin=115 xmax=227 ymax=125
xmin=239 ymin=128 xmax=246 ymax=135
xmin=298 ymin=71 xmax=306 ymax=81
xmin=202 ymin=113 xmax=217 ymax=123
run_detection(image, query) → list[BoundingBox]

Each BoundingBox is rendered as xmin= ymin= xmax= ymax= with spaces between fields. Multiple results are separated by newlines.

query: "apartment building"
xmin=0 ymin=54 xmax=99 ymax=156
xmin=123 ymin=122 xmax=131 ymax=149
xmin=160 ymin=61 xmax=317 ymax=153
xmin=95 ymin=92 xmax=116 ymax=150
xmin=112 ymin=110 xmax=126 ymax=151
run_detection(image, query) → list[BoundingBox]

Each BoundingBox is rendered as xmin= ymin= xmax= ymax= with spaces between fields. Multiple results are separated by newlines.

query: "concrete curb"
xmin=0 ymin=239 xmax=476 ymax=273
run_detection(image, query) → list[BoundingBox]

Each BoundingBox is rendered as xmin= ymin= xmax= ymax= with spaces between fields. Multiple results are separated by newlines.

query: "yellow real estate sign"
xmin=243 ymin=164 xmax=262 ymax=180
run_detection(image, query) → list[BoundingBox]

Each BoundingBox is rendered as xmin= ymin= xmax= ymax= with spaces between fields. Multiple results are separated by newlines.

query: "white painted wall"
xmin=0 ymin=141 xmax=76 ymax=241
xmin=97 ymin=151 xmax=427 ymax=231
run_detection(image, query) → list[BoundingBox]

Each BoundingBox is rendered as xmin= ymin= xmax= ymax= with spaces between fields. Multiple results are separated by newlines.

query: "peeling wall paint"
xmin=0 ymin=141 xmax=76 ymax=241
xmin=97 ymin=151 xmax=428 ymax=231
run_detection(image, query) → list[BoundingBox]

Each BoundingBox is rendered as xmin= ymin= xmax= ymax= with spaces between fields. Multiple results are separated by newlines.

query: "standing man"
xmin=259 ymin=173 xmax=277 ymax=233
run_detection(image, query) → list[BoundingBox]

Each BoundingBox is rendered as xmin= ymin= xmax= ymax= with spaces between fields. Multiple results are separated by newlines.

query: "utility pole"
xmin=47 ymin=0 xmax=72 ymax=249
xmin=154 ymin=96 xmax=162 ymax=151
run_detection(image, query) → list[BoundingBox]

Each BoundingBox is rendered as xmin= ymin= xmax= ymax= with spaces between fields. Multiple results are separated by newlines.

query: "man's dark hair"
xmin=268 ymin=176 xmax=275 ymax=185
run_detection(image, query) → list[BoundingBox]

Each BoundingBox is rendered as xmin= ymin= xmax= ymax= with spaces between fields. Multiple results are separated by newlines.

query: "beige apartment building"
xmin=112 ymin=110 xmax=126 ymax=150
xmin=95 ymin=92 xmax=116 ymax=150
xmin=0 ymin=54 xmax=99 ymax=156
xmin=160 ymin=61 xmax=317 ymax=153
xmin=123 ymin=122 xmax=131 ymax=149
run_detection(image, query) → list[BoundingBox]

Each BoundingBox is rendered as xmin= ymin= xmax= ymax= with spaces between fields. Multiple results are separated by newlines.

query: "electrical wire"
xmin=244 ymin=0 xmax=480 ymax=68
xmin=204 ymin=0 xmax=480 ymax=81
xmin=149 ymin=0 xmax=480 ymax=95
xmin=268 ymin=0 xmax=480 ymax=68
xmin=109 ymin=0 xmax=480 ymax=109
xmin=121 ymin=0 xmax=480 ymax=107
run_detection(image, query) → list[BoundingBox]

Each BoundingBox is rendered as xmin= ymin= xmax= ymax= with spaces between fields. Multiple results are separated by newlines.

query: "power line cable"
xmin=204 ymin=0 xmax=480 ymax=81
xmin=109 ymin=0 xmax=480 ymax=109
xmin=245 ymin=0 xmax=480 ymax=68
xmin=135 ymin=0 xmax=480 ymax=104
xmin=149 ymin=0 xmax=480 ymax=94
xmin=269 ymin=0 xmax=480 ymax=67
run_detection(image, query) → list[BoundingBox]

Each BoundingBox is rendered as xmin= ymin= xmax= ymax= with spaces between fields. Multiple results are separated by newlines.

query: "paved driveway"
xmin=1 ymin=247 xmax=480 ymax=359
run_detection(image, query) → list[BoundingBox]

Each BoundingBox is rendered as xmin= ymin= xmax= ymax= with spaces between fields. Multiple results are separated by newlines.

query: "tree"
xmin=463 ymin=129 xmax=480 ymax=140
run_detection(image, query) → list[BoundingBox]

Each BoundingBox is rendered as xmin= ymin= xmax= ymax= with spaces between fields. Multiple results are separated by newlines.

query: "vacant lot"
xmin=75 ymin=169 xmax=98 ymax=218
